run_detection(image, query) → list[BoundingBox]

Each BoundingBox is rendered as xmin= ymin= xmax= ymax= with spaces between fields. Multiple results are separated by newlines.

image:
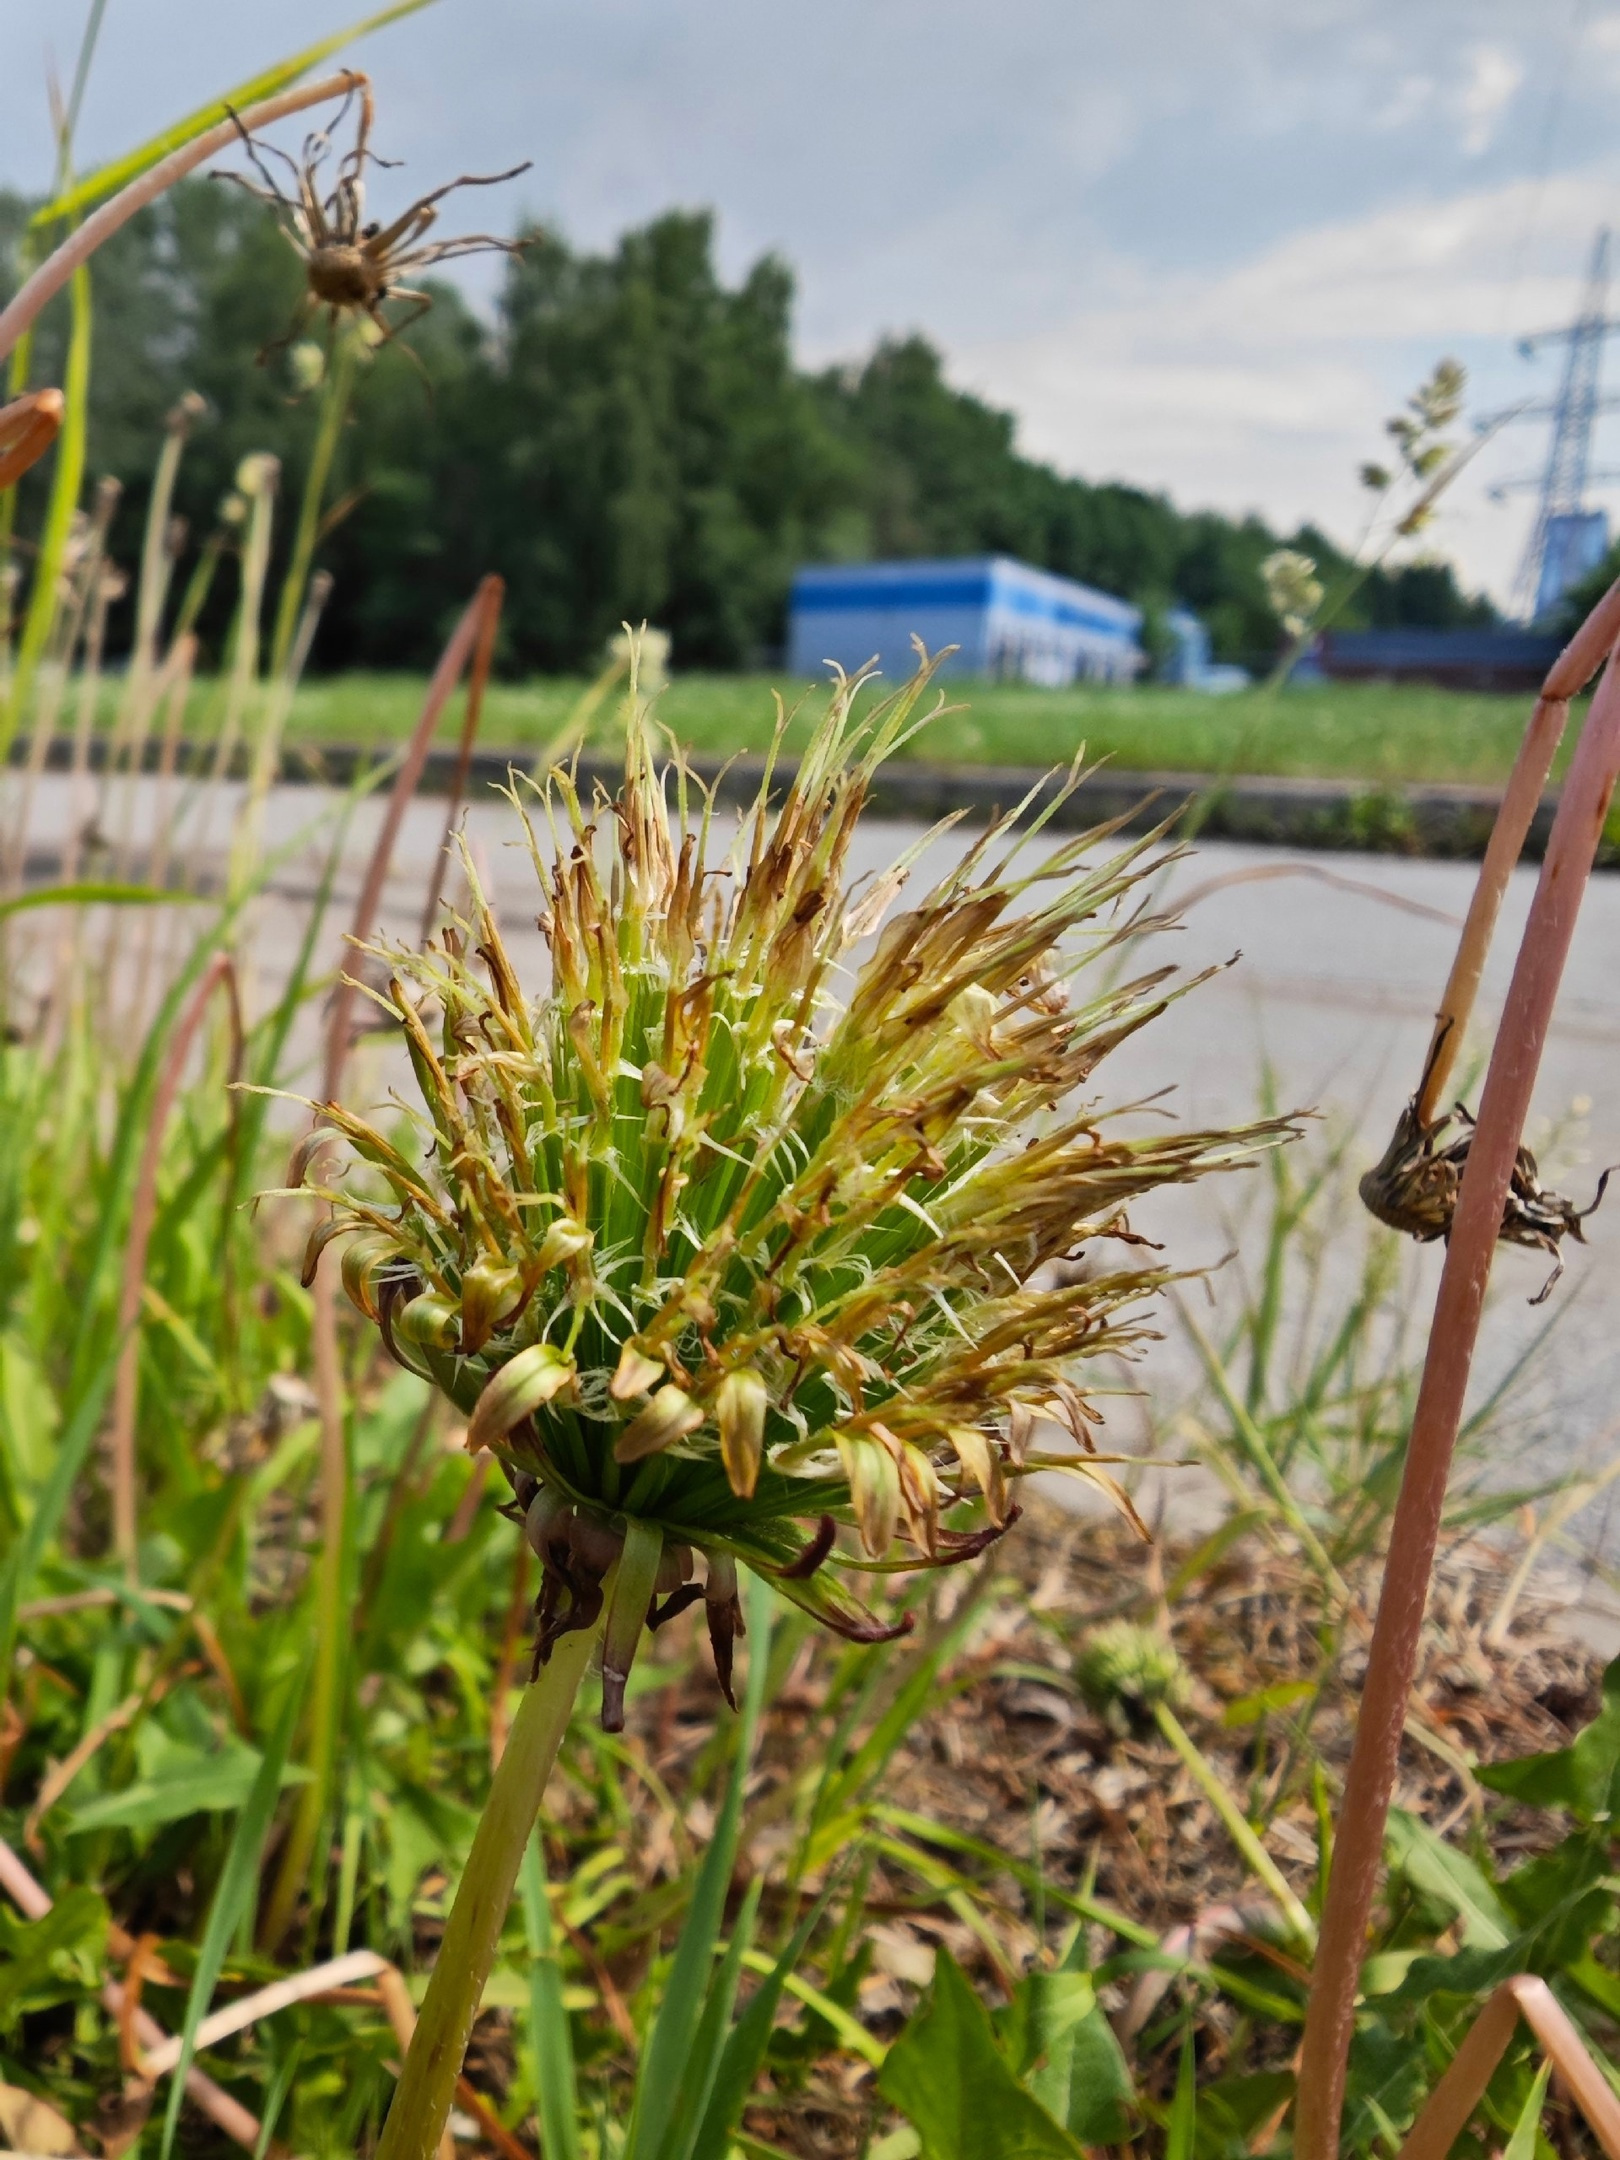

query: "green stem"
xmin=268 ymin=331 xmax=354 ymax=683
xmin=376 ymin=1612 xmax=602 ymax=2160
xmin=1154 ymin=1701 xmax=1317 ymax=1950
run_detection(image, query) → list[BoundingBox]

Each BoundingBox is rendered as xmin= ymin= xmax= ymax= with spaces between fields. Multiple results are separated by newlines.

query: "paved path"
xmin=26 ymin=771 xmax=1620 ymax=1580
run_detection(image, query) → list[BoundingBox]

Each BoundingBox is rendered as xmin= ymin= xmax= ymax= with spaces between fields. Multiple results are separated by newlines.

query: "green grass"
xmin=274 ymin=673 xmax=1570 ymax=789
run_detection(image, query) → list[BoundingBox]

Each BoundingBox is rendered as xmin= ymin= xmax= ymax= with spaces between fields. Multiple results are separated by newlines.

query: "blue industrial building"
xmin=787 ymin=556 xmax=1145 ymax=688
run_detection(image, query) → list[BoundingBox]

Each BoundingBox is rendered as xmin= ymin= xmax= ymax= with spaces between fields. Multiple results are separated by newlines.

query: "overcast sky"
xmin=2 ymin=0 xmax=1616 ymax=607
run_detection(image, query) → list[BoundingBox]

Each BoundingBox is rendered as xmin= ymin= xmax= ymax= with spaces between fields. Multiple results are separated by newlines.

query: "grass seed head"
xmin=311 ymin=653 xmax=1290 ymax=1722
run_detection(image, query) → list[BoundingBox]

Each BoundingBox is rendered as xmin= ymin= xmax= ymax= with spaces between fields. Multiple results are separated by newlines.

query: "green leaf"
xmin=520 ymin=1830 xmax=579 ymax=2160
xmin=1003 ymin=1970 xmax=1133 ymax=2143
xmin=0 ymin=1886 xmax=109 ymax=2033
xmin=877 ymin=1951 xmax=1082 ymax=2160
xmin=1384 ymin=1809 xmax=1511 ymax=1947
xmin=659 ymin=1880 xmax=762 ymax=2160
xmin=64 ymin=1737 xmax=309 ymax=1833
xmin=29 ymin=0 xmax=439 ymax=230
xmin=1478 ymin=1656 xmax=1620 ymax=1822
xmin=1502 ymin=2059 xmax=1552 ymax=2160
xmin=156 ymin=1673 xmax=306 ymax=2160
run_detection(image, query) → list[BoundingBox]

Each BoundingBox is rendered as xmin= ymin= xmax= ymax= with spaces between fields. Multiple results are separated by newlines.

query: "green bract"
xmin=299 ymin=656 xmax=1286 ymax=1725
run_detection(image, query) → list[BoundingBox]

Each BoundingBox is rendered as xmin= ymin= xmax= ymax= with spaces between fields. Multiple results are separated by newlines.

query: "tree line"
xmin=1 ymin=185 xmax=1495 ymax=677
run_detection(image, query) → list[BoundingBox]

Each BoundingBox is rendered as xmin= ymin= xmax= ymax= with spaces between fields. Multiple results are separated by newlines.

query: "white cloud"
xmin=1454 ymin=44 xmax=1523 ymax=156
xmin=959 ymin=163 xmax=1620 ymax=605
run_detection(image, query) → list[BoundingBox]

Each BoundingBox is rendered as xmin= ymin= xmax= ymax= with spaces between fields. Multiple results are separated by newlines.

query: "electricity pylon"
xmin=1485 ymin=228 xmax=1620 ymax=620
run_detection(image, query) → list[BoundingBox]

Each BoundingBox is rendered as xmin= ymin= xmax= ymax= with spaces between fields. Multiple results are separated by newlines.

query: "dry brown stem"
xmin=1394 ymin=1975 xmax=1620 ymax=2160
xmin=1295 ymin=632 xmax=1620 ymax=2160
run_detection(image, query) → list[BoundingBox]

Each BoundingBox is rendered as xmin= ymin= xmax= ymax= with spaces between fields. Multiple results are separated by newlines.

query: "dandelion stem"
xmin=375 ymin=1612 xmax=602 ymax=2160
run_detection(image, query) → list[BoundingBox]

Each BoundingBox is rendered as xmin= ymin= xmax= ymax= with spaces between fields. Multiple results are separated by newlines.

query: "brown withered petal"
xmin=946 ymin=1424 xmax=1007 ymax=1525
xmin=609 ymin=1342 xmax=666 ymax=1402
xmin=715 ymin=1368 xmax=767 ymax=1497
xmin=459 ymin=1257 xmax=524 ymax=1355
xmin=837 ymin=1434 xmax=900 ymax=1558
xmin=466 ymin=1343 xmax=578 ymax=1456
xmin=615 ymin=1384 xmax=705 ymax=1464
xmin=339 ymin=1233 xmax=401 ymax=1323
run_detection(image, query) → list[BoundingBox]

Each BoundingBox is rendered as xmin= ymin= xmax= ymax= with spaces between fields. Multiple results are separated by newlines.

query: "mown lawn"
xmin=276 ymin=672 xmax=1566 ymax=788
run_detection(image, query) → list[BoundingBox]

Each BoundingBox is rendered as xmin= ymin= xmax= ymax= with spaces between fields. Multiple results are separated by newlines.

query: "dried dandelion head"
xmin=293 ymin=652 xmax=1288 ymax=1726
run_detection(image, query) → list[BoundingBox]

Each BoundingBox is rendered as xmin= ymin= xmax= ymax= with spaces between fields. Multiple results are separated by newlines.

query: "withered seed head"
xmin=303 ymin=648 xmax=1291 ymax=1720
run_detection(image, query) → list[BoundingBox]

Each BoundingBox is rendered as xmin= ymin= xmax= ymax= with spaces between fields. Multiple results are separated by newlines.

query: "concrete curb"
xmin=18 ymin=736 xmax=1587 ymax=863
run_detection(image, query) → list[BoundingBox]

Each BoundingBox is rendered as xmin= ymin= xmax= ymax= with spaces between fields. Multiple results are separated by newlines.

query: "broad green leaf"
xmin=1384 ymin=1809 xmax=1511 ymax=1947
xmin=1055 ymin=2000 xmax=1136 ymax=2145
xmin=65 ymin=1737 xmax=310 ymax=1833
xmin=157 ymin=1674 xmax=306 ymax=2160
xmin=877 ymin=1951 xmax=1082 ymax=2160
xmin=30 ymin=0 xmax=439 ymax=230
xmin=1502 ymin=2059 xmax=1552 ymax=2160
xmin=1005 ymin=1970 xmax=1133 ymax=2143
xmin=1478 ymin=1656 xmax=1620 ymax=1822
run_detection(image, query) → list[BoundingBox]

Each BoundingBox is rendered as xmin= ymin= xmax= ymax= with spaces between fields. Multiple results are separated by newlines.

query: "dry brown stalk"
xmin=1294 ymin=630 xmax=1620 ymax=2160
xmin=1393 ymin=1975 xmax=1620 ymax=2160
xmin=0 ymin=78 xmax=365 ymax=365
xmin=110 ymin=951 xmax=242 ymax=1578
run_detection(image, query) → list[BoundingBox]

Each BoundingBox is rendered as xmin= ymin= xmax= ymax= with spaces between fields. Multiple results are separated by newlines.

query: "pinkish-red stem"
xmin=110 ymin=953 xmax=241 ymax=1578
xmin=0 ymin=76 xmax=362 ymax=366
xmin=1417 ymin=574 xmax=1620 ymax=1121
xmin=1294 ymin=636 xmax=1620 ymax=2160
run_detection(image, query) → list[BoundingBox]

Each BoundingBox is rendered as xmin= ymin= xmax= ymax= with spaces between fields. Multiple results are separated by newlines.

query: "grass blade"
xmin=156 ymin=1672 xmax=307 ymax=2160
xmin=0 ymin=1346 xmax=118 ymax=1692
xmin=29 ymin=1 xmax=440 ymax=230
xmin=520 ymin=1830 xmax=580 ymax=2160
xmin=1165 ymin=2028 xmax=1197 ymax=2160
xmin=688 ymin=1887 xmax=834 ymax=2160
xmin=624 ymin=1573 xmax=772 ymax=2160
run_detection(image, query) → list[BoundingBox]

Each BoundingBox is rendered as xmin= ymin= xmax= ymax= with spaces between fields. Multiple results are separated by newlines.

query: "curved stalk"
xmin=0 ymin=74 xmax=362 ymax=366
xmin=1296 ymin=632 xmax=1620 ymax=2160
xmin=376 ymin=1614 xmax=603 ymax=2160
xmin=1413 ymin=573 xmax=1620 ymax=1123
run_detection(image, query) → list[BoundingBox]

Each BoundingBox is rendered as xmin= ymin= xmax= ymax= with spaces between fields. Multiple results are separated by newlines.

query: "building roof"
xmin=790 ymin=555 xmax=1141 ymax=640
